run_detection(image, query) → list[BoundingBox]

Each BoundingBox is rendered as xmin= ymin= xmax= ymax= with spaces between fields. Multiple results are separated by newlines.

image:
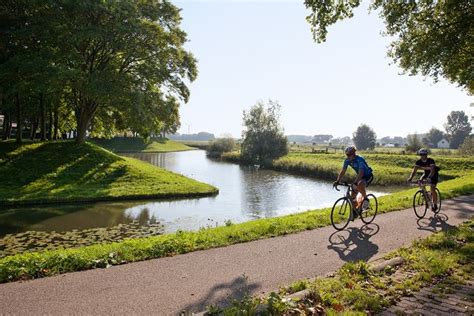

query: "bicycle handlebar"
xmin=408 ymin=179 xmax=431 ymax=185
xmin=333 ymin=181 xmax=350 ymax=191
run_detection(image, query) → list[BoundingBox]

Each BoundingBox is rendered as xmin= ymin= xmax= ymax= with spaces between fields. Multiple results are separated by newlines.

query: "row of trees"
xmin=0 ymin=0 xmax=195 ymax=143
xmin=353 ymin=111 xmax=472 ymax=151
xmin=213 ymin=102 xmax=471 ymax=166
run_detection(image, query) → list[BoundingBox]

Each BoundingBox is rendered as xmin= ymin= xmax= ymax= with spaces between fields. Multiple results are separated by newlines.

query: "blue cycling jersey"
xmin=343 ymin=155 xmax=372 ymax=176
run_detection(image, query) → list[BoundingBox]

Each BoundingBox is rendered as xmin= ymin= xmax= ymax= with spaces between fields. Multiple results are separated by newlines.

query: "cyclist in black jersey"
xmin=407 ymin=148 xmax=440 ymax=211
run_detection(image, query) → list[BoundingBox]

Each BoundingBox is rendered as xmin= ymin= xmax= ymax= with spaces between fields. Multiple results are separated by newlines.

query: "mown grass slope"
xmin=90 ymin=137 xmax=193 ymax=153
xmin=0 ymin=141 xmax=217 ymax=206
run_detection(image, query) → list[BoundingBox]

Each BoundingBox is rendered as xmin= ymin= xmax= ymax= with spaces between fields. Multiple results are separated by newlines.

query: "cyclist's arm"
xmin=336 ymin=168 xmax=347 ymax=183
xmin=408 ymin=166 xmax=419 ymax=180
xmin=428 ymin=164 xmax=436 ymax=179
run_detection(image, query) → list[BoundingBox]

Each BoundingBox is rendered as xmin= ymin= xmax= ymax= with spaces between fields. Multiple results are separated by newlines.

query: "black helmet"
xmin=344 ymin=146 xmax=356 ymax=155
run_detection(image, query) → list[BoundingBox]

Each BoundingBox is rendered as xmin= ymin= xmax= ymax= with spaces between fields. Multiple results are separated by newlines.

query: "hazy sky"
xmin=175 ymin=0 xmax=473 ymax=138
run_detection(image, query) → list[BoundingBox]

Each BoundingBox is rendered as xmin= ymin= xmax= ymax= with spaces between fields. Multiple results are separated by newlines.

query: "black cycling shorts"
xmin=357 ymin=174 xmax=374 ymax=187
xmin=422 ymin=173 xmax=438 ymax=185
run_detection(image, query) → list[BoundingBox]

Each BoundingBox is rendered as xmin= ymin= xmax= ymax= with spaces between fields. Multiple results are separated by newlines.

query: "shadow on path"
xmin=327 ymin=224 xmax=380 ymax=262
xmin=182 ymin=274 xmax=260 ymax=314
xmin=416 ymin=212 xmax=455 ymax=233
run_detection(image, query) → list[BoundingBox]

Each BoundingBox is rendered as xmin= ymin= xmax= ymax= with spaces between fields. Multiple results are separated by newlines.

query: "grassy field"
xmin=288 ymin=144 xmax=462 ymax=156
xmin=0 ymin=170 xmax=472 ymax=283
xmin=90 ymin=137 xmax=194 ymax=153
xmin=0 ymin=141 xmax=217 ymax=206
xmin=223 ymin=151 xmax=473 ymax=186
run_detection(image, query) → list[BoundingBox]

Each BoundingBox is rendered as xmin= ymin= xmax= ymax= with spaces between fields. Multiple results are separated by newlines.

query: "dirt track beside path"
xmin=0 ymin=195 xmax=472 ymax=315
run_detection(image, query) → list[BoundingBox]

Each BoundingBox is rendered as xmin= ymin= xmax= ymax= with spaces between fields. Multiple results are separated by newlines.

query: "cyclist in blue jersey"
xmin=333 ymin=146 xmax=374 ymax=210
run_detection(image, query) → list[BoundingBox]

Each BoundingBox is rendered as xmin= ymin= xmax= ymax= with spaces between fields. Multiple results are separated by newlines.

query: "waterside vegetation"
xmin=223 ymin=151 xmax=473 ymax=186
xmin=0 ymin=170 xmax=472 ymax=283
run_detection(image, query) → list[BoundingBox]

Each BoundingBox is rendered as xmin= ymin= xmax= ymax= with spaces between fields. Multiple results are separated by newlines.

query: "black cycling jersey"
xmin=415 ymin=158 xmax=440 ymax=184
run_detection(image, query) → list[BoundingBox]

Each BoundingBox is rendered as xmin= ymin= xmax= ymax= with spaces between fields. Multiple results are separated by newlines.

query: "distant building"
xmin=437 ymin=139 xmax=450 ymax=149
xmin=384 ymin=143 xmax=395 ymax=147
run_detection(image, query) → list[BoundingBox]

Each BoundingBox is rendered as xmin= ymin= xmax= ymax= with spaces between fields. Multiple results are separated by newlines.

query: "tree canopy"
xmin=352 ymin=124 xmax=376 ymax=150
xmin=423 ymin=127 xmax=445 ymax=148
xmin=241 ymin=100 xmax=288 ymax=166
xmin=304 ymin=0 xmax=474 ymax=94
xmin=0 ymin=0 xmax=196 ymax=143
xmin=406 ymin=133 xmax=423 ymax=153
xmin=444 ymin=110 xmax=472 ymax=149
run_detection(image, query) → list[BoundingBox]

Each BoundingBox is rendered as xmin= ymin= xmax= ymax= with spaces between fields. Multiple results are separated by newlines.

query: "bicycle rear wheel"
xmin=432 ymin=188 xmax=441 ymax=214
xmin=413 ymin=190 xmax=427 ymax=219
xmin=360 ymin=194 xmax=378 ymax=224
xmin=331 ymin=197 xmax=352 ymax=231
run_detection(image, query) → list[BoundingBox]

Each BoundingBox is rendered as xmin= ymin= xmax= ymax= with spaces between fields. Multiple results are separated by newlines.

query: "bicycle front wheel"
xmin=360 ymin=194 xmax=378 ymax=224
xmin=413 ymin=190 xmax=427 ymax=219
xmin=331 ymin=197 xmax=352 ymax=231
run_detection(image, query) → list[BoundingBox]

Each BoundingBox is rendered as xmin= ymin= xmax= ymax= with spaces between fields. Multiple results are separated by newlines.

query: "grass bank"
xmin=222 ymin=151 xmax=473 ymax=185
xmin=0 ymin=141 xmax=217 ymax=207
xmin=0 ymin=171 xmax=472 ymax=283
xmin=212 ymin=220 xmax=473 ymax=314
xmin=90 ymin=137 xmax=193 ymax=153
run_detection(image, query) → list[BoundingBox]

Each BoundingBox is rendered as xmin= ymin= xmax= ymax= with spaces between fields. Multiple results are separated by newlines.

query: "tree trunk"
xmin=1 ymin=112 xmax=9 ymax=140
xmin=75 ymin=99 xmax=98 ymax=144
xmin=30 ymin=117 xmax=39 ymax=140
xmin=15 ymin=93 xmax=22 ymax=144
xmin=48 ymin=110 xmax=53 ymax=140
xmin=75 ymin=109 xmax=91 ymax=144
xmin=6 ymin=113 xmax=12 ymax=139
xmin=53 ymin=107 xmax=59 ymax=140
xmin=39 ymin=92 xmax=46 ymax=141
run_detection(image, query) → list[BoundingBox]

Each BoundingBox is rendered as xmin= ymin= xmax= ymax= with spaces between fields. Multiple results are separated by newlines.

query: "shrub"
xmin=459 ymin=135 xmax=474 ymax=156
xmin=206 ymin=138 xmax=236 ymax=158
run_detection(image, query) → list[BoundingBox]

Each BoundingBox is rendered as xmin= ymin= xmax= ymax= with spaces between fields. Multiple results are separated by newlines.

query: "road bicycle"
xmin=331 ymin=182 xmax=378 ymax=231
xmin=410 ymin=180 xmax=441 ymax=219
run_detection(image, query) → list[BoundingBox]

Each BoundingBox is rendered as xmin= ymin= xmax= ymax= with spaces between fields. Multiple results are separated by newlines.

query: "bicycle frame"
xmin=411 ymin=180 xmax=435 ymax=208
xmin=335 ymin=182 xmax=361 ymax=213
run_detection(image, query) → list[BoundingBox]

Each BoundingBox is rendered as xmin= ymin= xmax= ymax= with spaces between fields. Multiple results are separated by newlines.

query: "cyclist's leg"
xmin=430 ymin=174 xmax=439 ymax=207
xmin=356 ymin=179 xmax=368 ymax=209
xmin=357 ymin=179 xmax=367 ymax=200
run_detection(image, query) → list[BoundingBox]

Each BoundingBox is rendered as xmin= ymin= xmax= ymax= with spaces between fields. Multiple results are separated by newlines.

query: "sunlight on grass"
xmin=0 ymin=141 xmax=217 ymax=205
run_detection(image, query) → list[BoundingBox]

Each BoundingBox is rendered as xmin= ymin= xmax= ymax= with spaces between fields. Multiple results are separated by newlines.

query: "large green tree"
xmin=305 ymin=0 xmax=474 ymax=94
xmin=444 ymin=110 xmax=472 ymax=149
xmin=352 ymin=124 xmax=376 ymax=150
xmin=0 ymin=0 xmax=196 ymax=143
xmin=241 ymin=100 xmax=288 ymax=166
xmin=0 ymin=0 xmax=64 ymax=143
xmin=56 ymin=0 xmax=196 ymax=143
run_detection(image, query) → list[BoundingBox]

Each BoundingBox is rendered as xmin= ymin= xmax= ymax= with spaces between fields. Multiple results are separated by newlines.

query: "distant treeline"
xmin=167 ymin=132 xmax=215 ymax=141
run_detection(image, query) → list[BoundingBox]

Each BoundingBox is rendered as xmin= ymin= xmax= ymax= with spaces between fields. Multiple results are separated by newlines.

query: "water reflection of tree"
xmin=240 ymin=167 xmax=289 ymax=219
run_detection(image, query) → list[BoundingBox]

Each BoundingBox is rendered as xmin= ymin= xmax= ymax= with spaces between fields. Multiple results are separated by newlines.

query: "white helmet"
xmin=417 ymin=148 xmax=429 ymax=155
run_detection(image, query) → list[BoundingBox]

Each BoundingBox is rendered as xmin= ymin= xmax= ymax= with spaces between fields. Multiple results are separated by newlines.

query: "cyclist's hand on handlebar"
xmin=333 ymin=181 xmax=339 ymax=188
xmin=407 ymin=177 xmax=412 ymax=183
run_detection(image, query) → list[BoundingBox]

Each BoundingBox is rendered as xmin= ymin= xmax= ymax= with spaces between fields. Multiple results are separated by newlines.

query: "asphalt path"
xmin=0 ymin=195 xmax=472 ymax=315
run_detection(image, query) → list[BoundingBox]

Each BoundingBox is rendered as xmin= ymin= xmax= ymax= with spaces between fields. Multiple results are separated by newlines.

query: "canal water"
xmin=0 ymin=150 xmax=391 ymax=237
